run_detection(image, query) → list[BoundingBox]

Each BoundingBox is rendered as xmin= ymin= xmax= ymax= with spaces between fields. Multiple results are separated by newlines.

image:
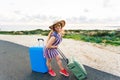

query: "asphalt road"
xmin=0 ymin=40 xmax=120 ymax=80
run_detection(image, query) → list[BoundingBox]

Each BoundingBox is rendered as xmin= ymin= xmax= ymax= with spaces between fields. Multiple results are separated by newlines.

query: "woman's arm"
xmin=46 ymin=36 xmax=57 ymax=49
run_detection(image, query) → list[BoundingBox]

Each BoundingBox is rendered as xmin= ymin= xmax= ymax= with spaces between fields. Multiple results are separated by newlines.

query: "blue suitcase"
xmin=29 ymin=38 xmax=48 ymax=73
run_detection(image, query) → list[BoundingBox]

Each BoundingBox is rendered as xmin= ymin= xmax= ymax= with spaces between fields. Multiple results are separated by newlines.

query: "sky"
xmin=0 ymin=0 xmax=120 ymax=30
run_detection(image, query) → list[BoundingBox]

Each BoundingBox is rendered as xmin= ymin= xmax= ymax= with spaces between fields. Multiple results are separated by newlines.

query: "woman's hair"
xmin=52 ymin=26 xmax=56 ymax=31
xmin=46 ymin=30 xmax=53 ymax=43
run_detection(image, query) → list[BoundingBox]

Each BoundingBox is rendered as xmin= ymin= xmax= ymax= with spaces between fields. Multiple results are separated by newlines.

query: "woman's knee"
xmin=47 ymin=59 xmax=51 ymax=63
xmin=56 ymin=56 xmax=61 ymax=62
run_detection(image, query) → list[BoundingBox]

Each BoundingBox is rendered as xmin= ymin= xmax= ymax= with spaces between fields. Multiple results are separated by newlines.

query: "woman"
xmin=44 ymin=20 xmax=69 ymax=77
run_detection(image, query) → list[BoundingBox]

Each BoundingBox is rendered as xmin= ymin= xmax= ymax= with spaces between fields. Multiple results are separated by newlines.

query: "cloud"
xmin=13 ymin=10 xmax=21 ymax=15
xmin=103 ymin=0 xmax=111 ymax=7
xmin=1 ymin=0 xmax=120 ymax=27
xmin=1 ymin=12 xmax=120 ymax=25
xmin=84 ymin=9 xmax=89 ymax=13
xmin=12 ymin=10 xmax=63 ymax=23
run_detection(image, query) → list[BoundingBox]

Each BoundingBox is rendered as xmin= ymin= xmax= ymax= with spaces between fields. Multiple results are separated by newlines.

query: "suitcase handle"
xmin=38 ymin=38 xmax=44 ymax=41
xmin=57 ymin=48 xmax=69 ymax=64
xmin=38 ymin=38 xmax=45 ymax=58
xmin=37 ymin=38 xmax=44 ymax=46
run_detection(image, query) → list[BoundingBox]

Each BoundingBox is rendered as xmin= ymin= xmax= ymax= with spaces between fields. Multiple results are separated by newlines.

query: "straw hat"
xmin=49 ymin=20 xmax=66 ymax=29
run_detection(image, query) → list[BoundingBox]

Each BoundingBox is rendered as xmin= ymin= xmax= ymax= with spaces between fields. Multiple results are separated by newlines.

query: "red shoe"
xmin=48 ymin=69 xmax=56 ymax=77
xmin=59 ymin=69 xmax=69 ymax=76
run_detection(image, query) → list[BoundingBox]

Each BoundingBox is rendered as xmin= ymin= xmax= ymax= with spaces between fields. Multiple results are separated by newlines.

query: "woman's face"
xmin=53 ymin=23 xmax=62 ymax=32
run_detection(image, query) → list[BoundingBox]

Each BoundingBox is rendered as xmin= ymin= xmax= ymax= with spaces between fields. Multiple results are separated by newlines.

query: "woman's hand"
xmin=46 ymin=45 xmax=58 ymax=49
xmin=46 ymin=36 xmax=57 ymax=49
xmin=52 ymin=46 xmax=58 ymax=49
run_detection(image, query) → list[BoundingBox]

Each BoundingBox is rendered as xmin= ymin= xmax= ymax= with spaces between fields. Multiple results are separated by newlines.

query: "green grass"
xmin=63 ymin=34 xmax=80 ymax=40
xmin=0 ymin=29 xmax=120 ymax=46
xmin=63 ymin=30 xmax=120 ymax=46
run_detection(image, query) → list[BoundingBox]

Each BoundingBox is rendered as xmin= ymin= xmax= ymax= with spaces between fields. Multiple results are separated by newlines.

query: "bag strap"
xmin=57 ymin=48 xmax=69 ymax=64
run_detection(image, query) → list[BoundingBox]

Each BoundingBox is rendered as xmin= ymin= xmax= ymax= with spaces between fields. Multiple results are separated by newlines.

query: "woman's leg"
xmin=55 ymin=55 xmax=64 ymax=70
xmin=47 ymin=58 xmax=56 ymax=76
xmin=46 ymin=58 xmax=52 ymax=70
xmin=55 ymin=55 xmax=69 ymax=76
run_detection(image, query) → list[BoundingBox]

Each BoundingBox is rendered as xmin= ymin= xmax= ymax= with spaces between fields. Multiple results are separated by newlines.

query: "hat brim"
xmin=49 ymin=20 xmax=65 ymax=29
